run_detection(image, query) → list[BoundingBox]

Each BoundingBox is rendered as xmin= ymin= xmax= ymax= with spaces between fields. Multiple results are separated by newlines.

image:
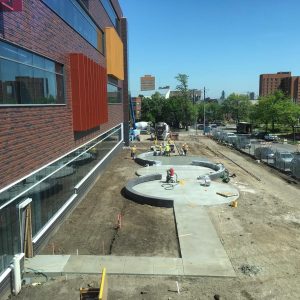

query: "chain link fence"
xmin=211 ymin=128 xmax=300 ymax=178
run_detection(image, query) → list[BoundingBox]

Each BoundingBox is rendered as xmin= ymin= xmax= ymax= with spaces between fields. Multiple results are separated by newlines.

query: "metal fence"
xmin=211 ymin=128 xmax=300 ymax=178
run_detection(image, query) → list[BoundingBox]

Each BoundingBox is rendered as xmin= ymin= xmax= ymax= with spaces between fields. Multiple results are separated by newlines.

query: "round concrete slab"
xmin=137 ymin=153 xmax=209 ymax=165
xmin=136 ymin=165 xmax=215 ymax=180
xmin=133 ymin=179 xmax=239 ymax=206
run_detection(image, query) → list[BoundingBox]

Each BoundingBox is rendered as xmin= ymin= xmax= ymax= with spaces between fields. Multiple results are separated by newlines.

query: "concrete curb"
xmin=124 ymin=174 xmax=173 ymax=208
xmin=135 ymin=152 xmax=162 ymax=166
xmin=191 ymin=160 xmax=225 ymax=179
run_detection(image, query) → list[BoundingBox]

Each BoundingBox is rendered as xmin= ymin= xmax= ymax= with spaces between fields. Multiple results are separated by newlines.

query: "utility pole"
xmin=203 ymin=87 xmax=206 ymax=135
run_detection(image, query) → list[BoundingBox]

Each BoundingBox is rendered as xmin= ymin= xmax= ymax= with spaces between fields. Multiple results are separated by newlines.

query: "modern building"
xmin=259 ymin=72 xmax=300 ymax=103
xmin=0 ymin=0 xmax=128 ymax=297
xmin=131 ymin=97 xmax=142 ymax=120
xmin=140 ymin=75 xmax=155 ymax=91
xmin=169 ymin=89 xmax=201 ymax=102
xmin=138 ymin=88 xmax=171 ymax=99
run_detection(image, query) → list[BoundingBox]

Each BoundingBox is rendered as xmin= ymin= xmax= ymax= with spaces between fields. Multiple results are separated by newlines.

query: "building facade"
xmin=259 ymin=72 xmax=300 ymax=103
xmin=131 ymin=97 xmax=141 ymax=120
xmin=140 ymin=74 xmax=155 ymax=91
xmin=0 ymin=0 xmax=128 ymax=296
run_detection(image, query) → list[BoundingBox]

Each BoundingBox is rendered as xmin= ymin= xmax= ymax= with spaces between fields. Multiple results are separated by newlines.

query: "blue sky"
xmin=119 ymin=0 xmax=300 ymax=99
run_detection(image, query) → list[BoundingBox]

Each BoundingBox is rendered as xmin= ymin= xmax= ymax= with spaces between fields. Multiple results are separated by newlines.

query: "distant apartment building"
xmin=259 ymin=72 xmax=300 ymax=103
xmin=140 ymin=75 xmax=155 ymax=91
xmin=249 ymin=92 xmax=255 ymax=100
xmin=131 ymin=97 xmax=142 ymax=120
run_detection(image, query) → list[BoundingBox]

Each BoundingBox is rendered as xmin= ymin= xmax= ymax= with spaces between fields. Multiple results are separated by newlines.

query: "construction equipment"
xmin=166 ymin=167 xmax=177 ymax=183
xmin=155 ymin=122 xmax=170 ymax=140
xmin=220 ymin=169 xmax=230 ymax=183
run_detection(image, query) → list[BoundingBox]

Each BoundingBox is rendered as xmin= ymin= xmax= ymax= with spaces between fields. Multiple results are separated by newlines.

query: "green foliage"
xmin=140 ymin=74 xmax=199 ymax=128
xmin=141 ymin=92 xmax=165 ymax=124
xmin=254 ymin=90 xmax=299 ymax=131
xmin=221 ymin=93 xmax=251 ymax=123
xmin=175 ymin=73 xmax=189 ymax=97
xmin=198 ymin=102 xmax=223 ymax=123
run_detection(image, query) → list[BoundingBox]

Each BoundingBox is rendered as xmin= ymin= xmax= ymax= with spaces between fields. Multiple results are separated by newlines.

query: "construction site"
xmin=7 ymin=131 xmax=300 ymax=300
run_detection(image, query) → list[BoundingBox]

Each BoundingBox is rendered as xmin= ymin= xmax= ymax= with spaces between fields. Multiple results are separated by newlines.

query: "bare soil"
xmin=9 ymin=133 xmax=300 ymax=300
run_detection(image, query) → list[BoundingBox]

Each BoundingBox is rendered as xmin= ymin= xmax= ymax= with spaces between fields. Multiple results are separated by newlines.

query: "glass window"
xmin=0 ymin=41 xmax=65 ymax=105
xmin=0 ymin=124 xmax=122 ymax=255
xmin=107 ymin=83 xmax=122 ymax=104
xmin=100 ymin=0 xmax=118 ymax=28
xmin=43 ymin=0 xmax=102 ymax=53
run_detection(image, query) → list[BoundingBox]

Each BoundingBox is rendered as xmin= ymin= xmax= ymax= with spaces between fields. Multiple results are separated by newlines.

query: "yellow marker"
xmin=231 ymin=200 xmax=238 ymax=208
xmin=99 ymin=267 xmax=107 ymax=300
xmin=178 ymin=179 xmax=185 ymax=185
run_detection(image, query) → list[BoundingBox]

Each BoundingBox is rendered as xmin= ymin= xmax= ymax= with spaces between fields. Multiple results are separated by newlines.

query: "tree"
xmin=255 ymin=90 xmax=291 ymax=131
xmin=175 ymin=73 xmax=189 ymax=98
xmin=277 ymin=100 xmax=300 ymax=133
xmin=141 ymin=92 xmax=165 ymax=124
xmin=173 ymin=73 xmax=197 ymax=128
xmin=221 ymin=93 xmax=251 ymax=123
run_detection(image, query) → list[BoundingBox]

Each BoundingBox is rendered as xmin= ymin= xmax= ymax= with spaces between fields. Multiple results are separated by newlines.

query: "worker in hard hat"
xmin=165 ymin=143 xmax=170 ymax=156
xmin=159 ymin=143 xmax=163 ymax=156
xmin=130 ymin=145 xmax=137 ymax=160
xmin=182 ymin=143 xmax=189 ymax=156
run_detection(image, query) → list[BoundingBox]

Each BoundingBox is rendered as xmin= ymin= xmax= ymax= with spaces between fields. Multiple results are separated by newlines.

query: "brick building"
xmin=259 ymin=72 xmax=300 ymax=103
xmin=0 ymin=0 xmax=129 ymax=296
xmin=140 ymin=74 xmax=155 ymax=91
xmin=131 ymin=97 xmax=142 ymax=120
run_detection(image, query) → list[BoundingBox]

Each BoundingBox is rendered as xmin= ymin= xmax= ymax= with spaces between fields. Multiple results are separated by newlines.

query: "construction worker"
xmin=168 ymin=138 xmax=175 ymax=153
xmin=159 ymin=143 xmax=163 ymax=156
xmin=165 ymin=143 xmax=170 ymax=156
xmin=130 ymin=145 xmax=137 ymax=160
xmin=182 ymin=143 xmax=189 ymax=156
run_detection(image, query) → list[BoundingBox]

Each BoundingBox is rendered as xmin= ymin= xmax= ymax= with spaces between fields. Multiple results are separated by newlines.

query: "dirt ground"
xmin=10 ymin=133 xmax=300 ymax=300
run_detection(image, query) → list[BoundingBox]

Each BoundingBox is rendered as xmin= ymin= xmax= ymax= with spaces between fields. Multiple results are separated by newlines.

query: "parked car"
xmin=264 ymin=133 xmax=279 ymax=141
xmin=222 ymin=132 xmax=237 ymax=144
xmin=254 ymin=147 xmax=275 ymax=159
xmin=253 ymin=131 xmax=268 ymax=139
xmin=291 ymin=153 xmax=300 ymax=179
xmin=274 ymin=151 xmax=294 ymax=170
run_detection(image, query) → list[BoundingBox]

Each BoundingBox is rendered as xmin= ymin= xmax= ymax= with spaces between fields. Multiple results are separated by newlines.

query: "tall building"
xmin=140 ymin=75 xmax=155 ymax=91
xmin=0 ymin=0 xmax=128 ymax=296
xmin=249 ymin=92 xmax=255 ymax=100
xmin=259 ymin=72 xmax=300 ymax=103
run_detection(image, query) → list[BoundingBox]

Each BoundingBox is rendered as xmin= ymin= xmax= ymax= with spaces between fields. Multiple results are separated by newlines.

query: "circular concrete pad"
xmin=133 ymin=178 xmax=239 ymax=206
xmin=137 ymin=165 xmax=215 ymax=180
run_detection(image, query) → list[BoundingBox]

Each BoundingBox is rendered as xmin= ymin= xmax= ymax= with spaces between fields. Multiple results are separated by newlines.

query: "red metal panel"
xmin=70 ymin=53 xmax=108 ymax=132
xmin=92 ymin=61 xmax=98 ymax=127
xmin=86 ymin=57 xmax=91 ymax=130
xmin=70 ymin=53 xmax=81 ymax=131
xmin=83 ymin=55 xmax=89 ymax=131
xmin=78 ymin=54 xmax=85 ymax=131
xmin=101 ymin=66 xmax=108 ymax=124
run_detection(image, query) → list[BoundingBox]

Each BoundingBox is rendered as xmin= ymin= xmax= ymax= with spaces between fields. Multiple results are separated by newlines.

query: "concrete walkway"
xmin=25 ymin=157 xmax=238 ymax=278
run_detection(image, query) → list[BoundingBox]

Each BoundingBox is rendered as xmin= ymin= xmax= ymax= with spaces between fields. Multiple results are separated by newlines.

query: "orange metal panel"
xmin=105 ymin=27 xmax=124 ymax=80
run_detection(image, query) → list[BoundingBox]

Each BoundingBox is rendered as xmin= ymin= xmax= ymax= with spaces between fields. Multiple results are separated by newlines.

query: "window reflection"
xmin=0 ymin=125 xmax=122 ymax=273
xmin=0 ymin=41 xmax=64 ymax=105
xmin=107 ymin=83 xmax=122 ymax=104
xmin=100 ymin=0 xmax=118 ymax=28
xmin=42 ymin=0 xmax=103 ymax=53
